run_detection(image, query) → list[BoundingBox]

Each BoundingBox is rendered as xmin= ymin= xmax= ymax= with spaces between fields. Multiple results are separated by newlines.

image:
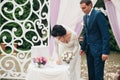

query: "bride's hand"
xmin=56 ymin=58 xmax=62 ymax=65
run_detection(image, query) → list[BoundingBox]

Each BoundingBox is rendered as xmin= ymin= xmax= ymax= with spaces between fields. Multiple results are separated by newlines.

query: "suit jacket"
xmin=81 ymin=8 xmax=110 ymax=55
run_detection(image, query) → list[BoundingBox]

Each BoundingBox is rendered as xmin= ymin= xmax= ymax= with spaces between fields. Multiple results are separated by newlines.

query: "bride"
xmin=51 ymin=24 xmax=81 ymax=80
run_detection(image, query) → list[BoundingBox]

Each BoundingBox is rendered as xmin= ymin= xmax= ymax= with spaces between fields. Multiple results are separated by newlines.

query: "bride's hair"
xmin=51 ymin=25 xmax=66 ymax=37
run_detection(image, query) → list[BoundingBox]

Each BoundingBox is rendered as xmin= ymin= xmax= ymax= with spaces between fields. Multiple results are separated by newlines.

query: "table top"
xmin=26 ymin=63 xmax=70 ymax=80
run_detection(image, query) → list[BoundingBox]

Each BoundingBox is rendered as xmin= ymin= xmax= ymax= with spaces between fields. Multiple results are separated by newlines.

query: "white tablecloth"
xmin=26 ymin=63 xmax=70 ymax=80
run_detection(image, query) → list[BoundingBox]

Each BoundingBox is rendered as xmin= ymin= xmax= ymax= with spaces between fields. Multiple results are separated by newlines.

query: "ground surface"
xmin=81 ymin=52 xmax=120 ymax=80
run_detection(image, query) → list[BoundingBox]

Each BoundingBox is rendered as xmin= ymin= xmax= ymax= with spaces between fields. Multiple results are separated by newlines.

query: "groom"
xmin=80 ymin=0 xmax=110 ymax=80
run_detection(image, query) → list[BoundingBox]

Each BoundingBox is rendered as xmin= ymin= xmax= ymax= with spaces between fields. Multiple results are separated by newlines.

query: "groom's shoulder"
xmin=94 ymin=8 xmax=104 ymax=15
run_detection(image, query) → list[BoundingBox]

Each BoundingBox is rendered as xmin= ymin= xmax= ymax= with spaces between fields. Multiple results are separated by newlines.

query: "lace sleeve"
xmin=72 ymin=33 xmax=80 ymax=55
xmin=54 ymin=39 xmax=60 ymax=58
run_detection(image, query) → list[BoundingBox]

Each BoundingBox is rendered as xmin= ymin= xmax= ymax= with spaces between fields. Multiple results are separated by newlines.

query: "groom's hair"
xmin=80 ymin=0 xmax=92 ymax=6
xmin=51 ymin=25 xmax=66 ymax=37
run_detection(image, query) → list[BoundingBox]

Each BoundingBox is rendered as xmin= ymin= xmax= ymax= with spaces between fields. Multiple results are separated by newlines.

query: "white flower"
xmin=61 ymin=51 xmax=74 ymax=64
xmin=81 ymin=22 xmax=85 ymax=27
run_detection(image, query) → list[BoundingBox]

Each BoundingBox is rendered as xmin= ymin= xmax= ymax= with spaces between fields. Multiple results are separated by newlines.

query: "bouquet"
xmin=61 ymin=51 xmax=74 ymax=64
xmin=33 ymin=56 xmax=47 ymax=68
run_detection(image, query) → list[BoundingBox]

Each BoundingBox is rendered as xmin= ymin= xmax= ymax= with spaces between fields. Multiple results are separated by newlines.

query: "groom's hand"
xmin=80 ymin=50 xmax=85 ymax=55
xmin=102 ymin=54 xmax=108 ymax=61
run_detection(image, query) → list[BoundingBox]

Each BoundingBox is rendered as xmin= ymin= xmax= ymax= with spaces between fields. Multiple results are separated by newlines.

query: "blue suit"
xmin=81 ymin=9 xmax=110 ymax=80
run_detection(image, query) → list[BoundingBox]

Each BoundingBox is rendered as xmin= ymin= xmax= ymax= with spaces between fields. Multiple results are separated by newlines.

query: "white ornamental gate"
xmin=0 ymin=0 xmax=49 ymax=79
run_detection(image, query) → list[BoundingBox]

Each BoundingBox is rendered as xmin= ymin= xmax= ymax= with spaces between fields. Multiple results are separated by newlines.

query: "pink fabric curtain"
xmin=74 ymin=20 xmax=83 ymax=36
xmin=104 ymin=0 xmax=120 ymax=48
xmin=50 ymin=0 xmax=61 ymax=27
xmin=50 ymin=0 xmax=61 ymax=55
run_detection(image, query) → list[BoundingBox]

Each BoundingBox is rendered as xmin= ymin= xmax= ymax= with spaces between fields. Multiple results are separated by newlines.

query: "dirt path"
xmin=81 ymin=52 xmax=120 ymax=80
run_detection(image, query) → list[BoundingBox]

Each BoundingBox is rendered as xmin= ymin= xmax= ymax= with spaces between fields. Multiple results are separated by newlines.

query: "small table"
xmin=26 ymin=63 xmax=70 ymax=80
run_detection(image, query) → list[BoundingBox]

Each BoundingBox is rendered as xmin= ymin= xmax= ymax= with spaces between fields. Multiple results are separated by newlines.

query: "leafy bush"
xmin=0 ymin=0 xmax=48 ymax=52
xmin=109 ymin=29 xmax=120 ymax=52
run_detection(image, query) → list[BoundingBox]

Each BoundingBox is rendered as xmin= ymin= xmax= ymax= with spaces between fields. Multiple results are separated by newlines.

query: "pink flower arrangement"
xmin=33 ymin=56 xmax=47 ymax=67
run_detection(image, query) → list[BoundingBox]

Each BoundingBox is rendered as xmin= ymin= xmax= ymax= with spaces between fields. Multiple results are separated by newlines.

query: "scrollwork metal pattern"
xmin=0 ymin=0 xmax=49 ymax=79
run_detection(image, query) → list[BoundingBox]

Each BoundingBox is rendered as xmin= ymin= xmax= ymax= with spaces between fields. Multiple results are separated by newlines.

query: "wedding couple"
xmin=51 ymin=0 xmax=110 ymax=80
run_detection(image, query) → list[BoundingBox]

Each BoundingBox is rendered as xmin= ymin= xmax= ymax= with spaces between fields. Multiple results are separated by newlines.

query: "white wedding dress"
xmin=52 ymin=30 xmax=81 ymax=80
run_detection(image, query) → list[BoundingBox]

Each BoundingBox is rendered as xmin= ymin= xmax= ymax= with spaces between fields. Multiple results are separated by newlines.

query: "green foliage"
xmin=0 ymin=32 xmax=12 ymax=43
xmin=94 ymin=0 xmax=105 ymax=9
xmin=0 ymin=0 xmax=49 ymax=52
xmin=109 ymin=30 xmax=120 ymax=52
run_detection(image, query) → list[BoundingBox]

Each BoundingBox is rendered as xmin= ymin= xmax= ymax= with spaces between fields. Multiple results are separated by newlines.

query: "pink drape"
xmin=50 ymin=0 xmax=61 ymax=55
xmin=104 ymin=0 xmax=120 ymax=48
xmin=74 ymin=20 xmax=83 ymax=36
xmin=50 ymin=0 xmax=61 ymax=27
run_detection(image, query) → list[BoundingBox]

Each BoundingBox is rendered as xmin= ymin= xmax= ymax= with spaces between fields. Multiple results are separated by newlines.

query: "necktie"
xmin=86 ymin=15 xmax=89 ymax=26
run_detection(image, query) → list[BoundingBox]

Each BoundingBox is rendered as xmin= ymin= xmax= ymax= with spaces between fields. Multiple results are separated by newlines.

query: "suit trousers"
xmin=86 ymin=46 xmax=105 ymax=80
